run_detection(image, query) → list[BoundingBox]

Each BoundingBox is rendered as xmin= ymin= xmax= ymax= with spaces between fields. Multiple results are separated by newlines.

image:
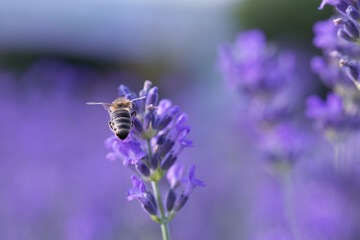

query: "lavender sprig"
xmin=308 ymin=0 xmax=360 ymax=171
xmin=218 ymin=29 xmax=307 ymax=164
xmin=218 ymin=29 xmax=306 ymax=240
xmin=317 ymin=0 xmax=360 ymax=90
xmin=104 ymin=81 xmax=205 ymax=240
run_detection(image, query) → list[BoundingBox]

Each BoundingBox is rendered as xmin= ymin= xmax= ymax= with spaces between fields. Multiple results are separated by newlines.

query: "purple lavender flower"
xmin=259 ymin=123 xmax=309 ymax=163
xmin=165 ymin=164 xmax=205 ymax=212
xmin=318 ymin=0 xmax=342 ymax=10
xmin=102 ymin=81 xmax=204 ymax=240
xmin=311 ymin=56 xmax=354 ymax=88
xmin=312 ymin=0 xmax=360 ymax=138
xmin=127 ymin=176 xmax=157 ymax=215
xmin=313 ymin=1 xmax=360 ymax=174
xmin=105 ymin=136 xmax=146 ymax=165
xmin=319 ymin=0 xmax=360 ymax=13
xmin=315 ymin=1 xmax=360 ymax=89
xmin=218 ymin=29 xmax=313 ymax=240
xmin=166 ymin=163 xmax=184 ymax=189
xmin=306 ymin=93 xmax=360 ymax=141
xmin=218 ymin=30 xmax=294 ymax=95
xmin=217 ymin=29 xmax=304 ymax=125
xmin=183 ymin=165 xmax=206 ymax=196
xmin=312 ymin=19 xmax=360 ymax=87
xmin=313 ymin=20 xmax=338 ymax=51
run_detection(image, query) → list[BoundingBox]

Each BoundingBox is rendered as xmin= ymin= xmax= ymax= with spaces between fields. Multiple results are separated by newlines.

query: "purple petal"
xmin=184 ymin=165 xmax=205 ymax=196
xmin=188 ymin=165 xmax=206 ymax=187
xmin=126 ymin=176 xmax=146 ymax=201
xmin=318 ymin=0 xmax=341 ymax=10
xmin=117 ymin=141 xmax=146 ymax=166
xmin=179 ymin=139 xmax=194 ymax=148
xmin=105 ymin=152 xmax=117 ymax=161
xmin=175 ymin=113 xmax=188 ymax=127
xmin=156 ymin=99 xmax=173 ymax=116
xmin=167 ymin=163 xmax=184 ymax=189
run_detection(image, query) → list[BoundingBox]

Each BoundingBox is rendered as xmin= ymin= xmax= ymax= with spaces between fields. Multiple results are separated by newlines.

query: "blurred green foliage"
xmin=235 ymin=0 xmax=333 ymax=47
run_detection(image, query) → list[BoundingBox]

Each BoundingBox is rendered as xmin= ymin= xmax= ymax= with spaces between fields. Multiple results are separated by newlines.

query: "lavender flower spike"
xmin=313 ymin=0 xmax=360 ymax=172
xmin=100 ymin=81 xmax=204 ymax=240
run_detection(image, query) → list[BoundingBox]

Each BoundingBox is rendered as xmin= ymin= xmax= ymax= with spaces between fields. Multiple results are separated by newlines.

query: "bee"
xmin=87 ymin=96 xmax=145 ymax=140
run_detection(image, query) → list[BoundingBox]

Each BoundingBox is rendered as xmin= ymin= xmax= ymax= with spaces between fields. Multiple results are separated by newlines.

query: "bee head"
xmin=112 ymin=98 xmax=132 ymax=108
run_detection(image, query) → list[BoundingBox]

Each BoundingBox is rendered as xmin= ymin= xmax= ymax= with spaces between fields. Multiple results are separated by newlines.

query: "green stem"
xmin=147 ymin=139 xmax=171 ymax=240
xmin=147 ymin=139 xmax=153 ymax=159
xmin=151 ymin=180 xmax=171 ymax=240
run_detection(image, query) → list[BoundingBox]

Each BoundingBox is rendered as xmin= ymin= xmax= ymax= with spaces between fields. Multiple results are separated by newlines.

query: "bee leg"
xmin=108 ymin=121 xmax=114 ymax=131
xmin=131 ymin=120 xmax=134 ymax=128
xmin=131 ymin=111 xmax=136 ymax=117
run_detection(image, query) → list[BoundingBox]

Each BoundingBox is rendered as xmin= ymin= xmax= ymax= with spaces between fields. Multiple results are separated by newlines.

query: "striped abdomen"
xmin=110 ymin=108 xmax=131 ymax=140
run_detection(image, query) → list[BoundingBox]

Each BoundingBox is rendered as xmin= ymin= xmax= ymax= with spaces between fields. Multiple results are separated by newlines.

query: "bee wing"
xmin=86 ymin=102 xmax=112 ymax=110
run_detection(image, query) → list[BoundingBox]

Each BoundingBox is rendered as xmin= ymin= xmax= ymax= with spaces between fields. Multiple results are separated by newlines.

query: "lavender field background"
xmin=1 ymin=0 xmax=360 ymax=240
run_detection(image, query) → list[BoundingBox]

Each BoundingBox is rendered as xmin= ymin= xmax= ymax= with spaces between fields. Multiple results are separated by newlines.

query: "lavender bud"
xmin=345 ymin=20 xmax=359 ymax=39
xmin=135 ymin=161 xmax=150 ymax=177
xmin=157 ymin=139 xmax=175 ymax=157
xmin=156 ymin=106 xmax=180 ymax=131
xmin=340 ymin=58 xmax=359 ymax=81
xmin=174 ymin=193 xmax=188 ymax=212
xmin=338 ymin=28 xmax=358 ymax=42
xmin=346 ymin=6 xmax=360 ymax=21
xmin=144 ymin=111 xmax=155 ymax=130
xmin=118 ymin=84 xmax=135 ymax=98
xmin=166 ymin=189 xmax=176 ymax=212
xmin=161 ymin=154 xmax=177 ymax=171
xmin=150 ymin=153 xmax=160 ymax=170
xmin=144 ymin=80 xmax=152 ymax=90
xmin=348 ymin=65 xmax=359 ymax=82
xmin=142 ymin=191 xmax=157 ymax=215
xmin=133 ymin=118 xmax=144 ymax=134
xmin=146 ymin=87 xmax=159 ymax=107
xmin=157 ymin=134 xmax=166 ymax=145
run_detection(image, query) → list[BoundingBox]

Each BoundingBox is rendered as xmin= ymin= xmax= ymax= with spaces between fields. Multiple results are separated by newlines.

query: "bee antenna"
xmin=86 ymin=102 xmax=110 ymax=105
xmin=130 ymin=96 xmax=146 ymax=102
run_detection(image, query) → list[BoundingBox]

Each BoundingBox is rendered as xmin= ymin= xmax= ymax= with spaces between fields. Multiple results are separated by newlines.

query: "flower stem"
xmin=151 ymin=181 xmax=171 ymax=240
xmin=147 ymin=139 xmax=171 ymax=240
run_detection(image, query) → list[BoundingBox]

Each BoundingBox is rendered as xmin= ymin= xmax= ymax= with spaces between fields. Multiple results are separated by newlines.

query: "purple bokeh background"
xmin=1 ymin=1 xmax=360 ymax=240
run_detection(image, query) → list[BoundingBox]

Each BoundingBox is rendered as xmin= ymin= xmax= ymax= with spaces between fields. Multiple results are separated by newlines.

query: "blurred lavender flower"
xmin=218 ymin=29 xmax=304 ymax=125
xmin=102 ymin=80 xmax=204 ymax=240
xmin=313 ymin=20 xmax=339 ymax=50
xmin=218 ymin=29 xmax=310 ymax=163
xmin=218 ymin=30 xmax=294 ymax=95
xmin=311 ymin=56 xmax=353 ymax=88
xmin=259 ymin=123 xmax=308 ymax=164
xmin=218 ymin=29 xmax=312 ymax=240
xmin=306 ymin=93 xmax=360 ymax=142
